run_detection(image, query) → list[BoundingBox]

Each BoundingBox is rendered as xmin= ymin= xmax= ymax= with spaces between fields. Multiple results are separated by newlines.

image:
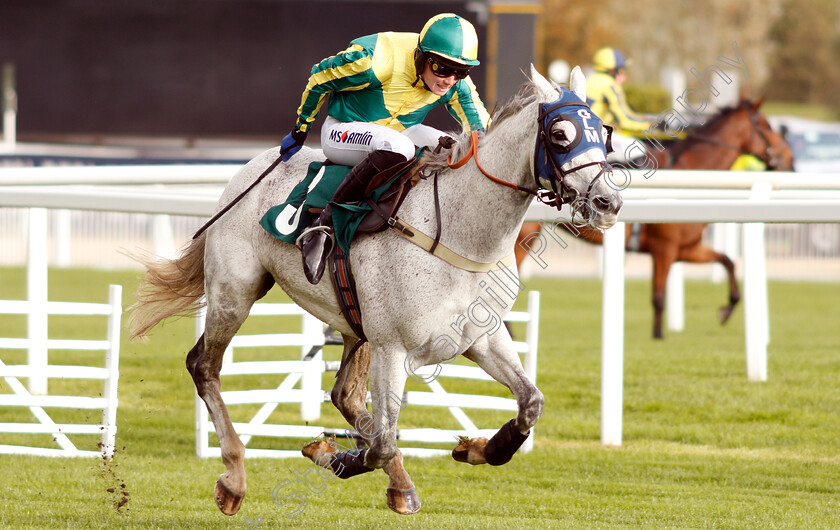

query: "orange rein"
xmin=447 ymin=130 xmax=536 ymax=195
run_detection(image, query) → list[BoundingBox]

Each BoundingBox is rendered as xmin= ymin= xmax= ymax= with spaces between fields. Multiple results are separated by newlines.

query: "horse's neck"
xmin=665 ymin=114 xmax=747 ymax=170
xmin=407 ymin=131 xmax=535 ymax=261
xmin=665 ymin=135 xmax=742 ymax=170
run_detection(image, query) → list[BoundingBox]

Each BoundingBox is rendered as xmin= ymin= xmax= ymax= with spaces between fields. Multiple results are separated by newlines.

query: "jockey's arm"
xmin=444 ymin=76 xmax=492 ymax=132
xmin=294 ymin=43 xmax=375 ymax=133
xmin=601 ymin=85 xmax=651 ymax=137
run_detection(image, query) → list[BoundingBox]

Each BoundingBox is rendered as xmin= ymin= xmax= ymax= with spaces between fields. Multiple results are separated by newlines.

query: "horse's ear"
xmin=753 ymin=95 xmax=765 ymax=110
xmin=530 ymin=64 xmax=557 ymax=100
xmin=569 ymin=65 xmax=587 ymax=103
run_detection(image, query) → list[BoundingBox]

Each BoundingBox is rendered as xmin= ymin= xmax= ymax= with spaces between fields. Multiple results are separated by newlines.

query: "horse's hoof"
xmin=302 ymin=438 xmax=338 ymax=461
xmin=214 ymin=479 xmax=244 ymax=515
xmin=718 ymin=305 xmax=735 ymax=324
xmin=387 ymin=487 xmax=421 ymax=514
xmin=302 ymin=437 xmax=342 ymax=471
xmin=452 ymin=437 xmax=488 ymax=465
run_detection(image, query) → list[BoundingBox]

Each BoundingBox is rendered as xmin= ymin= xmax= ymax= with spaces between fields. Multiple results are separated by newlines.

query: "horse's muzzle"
xmin=580 ymin=192 xmax=622 ymax=230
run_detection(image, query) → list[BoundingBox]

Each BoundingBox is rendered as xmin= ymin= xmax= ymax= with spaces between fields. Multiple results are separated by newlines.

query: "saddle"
xmin=259 ymin=142 xmax=449 ymax=344
xmin=310 ymin=156 xmax=426 ymax=235
xmin=259 ymin=148 xmax=426 ymax=252
xmin=326 ymin=156 xmax=427 ymax=342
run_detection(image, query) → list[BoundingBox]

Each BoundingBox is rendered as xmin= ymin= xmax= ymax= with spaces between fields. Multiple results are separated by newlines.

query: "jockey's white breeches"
xmin=321 ymin=116 xmax=448 ymax=166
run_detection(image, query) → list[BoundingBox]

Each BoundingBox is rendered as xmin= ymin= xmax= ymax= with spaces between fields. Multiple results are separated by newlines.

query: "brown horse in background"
xmin=516 ymin=98 xmax=794 ymax=338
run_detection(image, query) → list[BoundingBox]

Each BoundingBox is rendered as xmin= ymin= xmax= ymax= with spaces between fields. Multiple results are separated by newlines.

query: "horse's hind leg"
xmin=677 ymin=243 xmax=740 ymax=324
xmin=186 ymin=265 xmax=273 ymax=515
xmin=330 ymin=336 xmax=371 ymax=427
xmin=302 ymin=337 xmax=419 ymax=514
xmin=651 ymin=244 xmax=679 ymax=339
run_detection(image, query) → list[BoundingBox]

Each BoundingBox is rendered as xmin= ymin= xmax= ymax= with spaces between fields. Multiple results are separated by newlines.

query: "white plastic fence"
xmin=3 ymin=166 xmax=840 ymax=452
xmin=0 ymin=285 xmax=121 ymax=457
xmin=194 ymin=291 xmax=540 ymax=459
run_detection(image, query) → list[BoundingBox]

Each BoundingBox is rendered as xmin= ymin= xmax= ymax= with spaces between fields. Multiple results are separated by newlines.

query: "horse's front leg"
xmin=453 ymin=330 xmax=543 ymax=466
xmin=366 ymin=344 xmax=420 ymax=512
xmin=301 ymin=340 xmax=419 ymax=514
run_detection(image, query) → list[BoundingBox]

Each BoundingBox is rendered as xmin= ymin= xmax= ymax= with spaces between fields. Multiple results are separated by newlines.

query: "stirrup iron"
xmin=295 ymin=224 xmax=335 ymax=250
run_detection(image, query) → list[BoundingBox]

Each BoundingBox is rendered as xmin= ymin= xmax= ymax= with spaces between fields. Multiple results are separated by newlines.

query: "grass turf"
xmin=0 ymin=266 xmax=838 ymax=528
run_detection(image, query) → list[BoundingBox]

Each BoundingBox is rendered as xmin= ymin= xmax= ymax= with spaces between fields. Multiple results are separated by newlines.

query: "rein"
xmin=446 ymin=130 xmax=574 ymax=209
xmin=447 ymin=97 xmax=613 ymax=218
xmin=447 ymin=130 xmax=541 ymax=197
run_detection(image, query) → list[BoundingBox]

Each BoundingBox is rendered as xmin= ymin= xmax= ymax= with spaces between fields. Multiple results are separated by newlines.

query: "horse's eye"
xmin=552 ymin=130 xmax=567 ymax=142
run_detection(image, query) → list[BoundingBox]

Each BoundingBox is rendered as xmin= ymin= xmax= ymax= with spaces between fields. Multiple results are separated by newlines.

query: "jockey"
xmin=281 ymin=13 xmax=491 ymax=284
xmin=587 ymin=47 xmax=655 ymax=161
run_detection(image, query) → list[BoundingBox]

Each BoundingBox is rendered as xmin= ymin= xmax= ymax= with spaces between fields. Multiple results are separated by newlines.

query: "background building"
xmin=1 ymin=0 xmax=541 ymax=143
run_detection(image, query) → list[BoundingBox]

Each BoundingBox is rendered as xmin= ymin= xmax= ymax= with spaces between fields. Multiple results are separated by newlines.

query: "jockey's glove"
xmin=281 ymin=128 xmax=308 ymax=161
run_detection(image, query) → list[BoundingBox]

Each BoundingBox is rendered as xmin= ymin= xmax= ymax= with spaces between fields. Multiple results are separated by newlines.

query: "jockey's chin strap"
xmin=447 ymin=130 xmax=567 ymax=209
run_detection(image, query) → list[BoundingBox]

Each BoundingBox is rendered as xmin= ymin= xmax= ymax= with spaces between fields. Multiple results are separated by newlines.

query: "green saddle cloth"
xmin=260 ymin=150 xmax=421 ymax=254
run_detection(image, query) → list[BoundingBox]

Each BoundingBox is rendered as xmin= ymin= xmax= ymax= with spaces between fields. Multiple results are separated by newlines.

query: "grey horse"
xmin=128 ymin=65 xmax=622 ymax=516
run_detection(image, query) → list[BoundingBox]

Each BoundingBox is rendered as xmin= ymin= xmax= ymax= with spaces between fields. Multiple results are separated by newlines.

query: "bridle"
xmin=447 ymin=94 xmax=613 ymax=215
xmin=689 ymin=105 xmax=787 ymax=170
xmin=533 ymin=99 xmax=613 ymax=209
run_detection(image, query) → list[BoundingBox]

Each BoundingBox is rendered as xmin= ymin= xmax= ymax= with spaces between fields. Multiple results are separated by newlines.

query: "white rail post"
xmin=101 ymin=284 xmax=122 ymax=457
xmin=2 ymin=63 xmax=16 ymax=150
xmin=151 ymin=213 xmax=176 ymax=259
xmin=666 ymin=262 xmax=685 ymax=332
xmin=53 ymin=209 xmax=72 ymax=267
xmin=712 ymin=223 xmax=739 ymax=283
xmin=299 ymin=312 xmax=325 ymax=422
xmin=601 ymin=222 xmax=625 ymax=446
xmin=712 ymin=224 xmax=724 ymax=283
xmin=26 ymin=208 xmax=48 ymax=394
xmin=743 ymin=182 xmax=771 ymax=381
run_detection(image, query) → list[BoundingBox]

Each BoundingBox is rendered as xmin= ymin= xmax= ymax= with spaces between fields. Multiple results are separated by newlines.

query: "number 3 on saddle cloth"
xmin=260 ymin=149 xmax=425 ymax=339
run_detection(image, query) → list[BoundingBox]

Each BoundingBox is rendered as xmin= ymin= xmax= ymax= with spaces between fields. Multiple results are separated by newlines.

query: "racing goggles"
xmin=427 ymin=55 xmax=471 ymax=80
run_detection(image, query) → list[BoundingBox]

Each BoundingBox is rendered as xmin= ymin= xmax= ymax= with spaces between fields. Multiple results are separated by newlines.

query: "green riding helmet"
xmin=418 ymin=13 xmax=480 ymax=66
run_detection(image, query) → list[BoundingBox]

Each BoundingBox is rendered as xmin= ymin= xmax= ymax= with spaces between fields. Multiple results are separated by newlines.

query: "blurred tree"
xmin=542 ymin=0 xmax=781 ymax=94
xmin=766 ymin=0 xmax=840 ymax=109
xmin=541 ymin=0 xmax=620 ymax=76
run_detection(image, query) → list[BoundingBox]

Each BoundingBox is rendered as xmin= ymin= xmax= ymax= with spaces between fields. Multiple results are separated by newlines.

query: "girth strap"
xmin=388 ymin=218 xmax=515 ymax=273
xmin=329 ymin=246 xmax=366 ymax=340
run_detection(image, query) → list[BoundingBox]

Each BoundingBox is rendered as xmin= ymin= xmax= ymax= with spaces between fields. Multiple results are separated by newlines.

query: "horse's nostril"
xmin=593 ymin=196 xmax=611 ymax=212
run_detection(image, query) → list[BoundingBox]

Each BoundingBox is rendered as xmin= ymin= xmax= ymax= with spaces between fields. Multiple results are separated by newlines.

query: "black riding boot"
xmin=298 ymin=149 xmax=407 ymax=285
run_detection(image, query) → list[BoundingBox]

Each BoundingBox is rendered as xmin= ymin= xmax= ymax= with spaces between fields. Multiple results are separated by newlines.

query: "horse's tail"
xmin=126 ymin=232 xmax=207 ymax=342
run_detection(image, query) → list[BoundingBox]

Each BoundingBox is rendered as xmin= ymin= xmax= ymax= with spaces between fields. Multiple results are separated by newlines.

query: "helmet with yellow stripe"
xmin=593 ymin=47 xmax=628 ymax=76
xmin=418 ymin=13 xmax=480 ymax=66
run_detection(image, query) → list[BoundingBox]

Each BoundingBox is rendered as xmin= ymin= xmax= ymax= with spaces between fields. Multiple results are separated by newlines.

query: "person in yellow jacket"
xmin=587 ymin=47 xmax=654 ymax=161
xmin=282 ymin=13 xmax=491 ymax=284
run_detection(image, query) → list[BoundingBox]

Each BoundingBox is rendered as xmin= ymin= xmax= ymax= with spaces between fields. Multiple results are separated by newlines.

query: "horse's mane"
xmin=422 ymin=81 xmax=538 ymax=173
